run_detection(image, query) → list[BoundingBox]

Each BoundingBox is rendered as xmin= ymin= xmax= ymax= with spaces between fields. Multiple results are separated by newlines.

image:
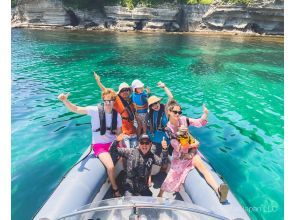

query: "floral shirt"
xmin=110 ymin=144 xmax=168 ymax=193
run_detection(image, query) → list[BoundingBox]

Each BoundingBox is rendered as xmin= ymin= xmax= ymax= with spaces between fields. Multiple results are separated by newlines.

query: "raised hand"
xmin=161 ymin=137 xmax=168 ymax=150
xmin=146 ymin=86 xmax=151 ymax=94
xmin=203 ymin=104 xmax=209 ymax=115
xmin=58 ymin=92 xmax=70 ymax=102
xmin=93 ymin=71 xmax=100 ymax=82
xmin=157 ymin=81 xmax=165 ymax=88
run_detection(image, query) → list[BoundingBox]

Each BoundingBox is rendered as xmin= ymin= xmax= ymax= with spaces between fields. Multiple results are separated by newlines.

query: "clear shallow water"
xmin=11 ymin=29 xmax=284 ymax=220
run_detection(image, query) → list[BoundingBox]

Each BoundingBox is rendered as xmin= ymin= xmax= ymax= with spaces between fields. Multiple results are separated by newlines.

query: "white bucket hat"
xmin=131 ymin=79 xmax=144 ymax=90
xmin=117 ymin=82 xmax=131 ymax=94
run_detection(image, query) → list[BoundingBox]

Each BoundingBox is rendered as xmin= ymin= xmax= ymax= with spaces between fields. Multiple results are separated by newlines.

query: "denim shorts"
xmin=123 ymin=134 xmax=138 ymax=148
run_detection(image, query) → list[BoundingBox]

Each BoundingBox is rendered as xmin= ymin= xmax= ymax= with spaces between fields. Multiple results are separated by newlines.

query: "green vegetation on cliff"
xmin=12 ymin=0 xmax=252 ymax=9
xmin=186 ymin=0 xmax=214 ymax=4
xmin=62 ymin=0 xmax=105 ymax=9
xmin=61 ymin=0 xmax=251 ymax=9
xmin=222 ymin=0 xmax=251 ymax=5
xmin=12 ymin=0 xmax=18 ymax=7
xmin=62 ymin=0 xmax=251 ymax=9
xmin=62 ymin=0 xmax=217 ymax=9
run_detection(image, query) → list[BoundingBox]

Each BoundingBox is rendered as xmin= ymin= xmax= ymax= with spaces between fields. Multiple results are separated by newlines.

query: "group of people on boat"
xmin=58 ymin=72 xmax=229 ymax=203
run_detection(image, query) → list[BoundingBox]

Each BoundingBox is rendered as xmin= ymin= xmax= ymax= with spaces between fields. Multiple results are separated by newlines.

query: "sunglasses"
xmin=151 ymin=101 xmax=160 ymax=107
xmin=103 ymin=100 xmax=114 ymax=104
xmin=120 ymin=88 xmax=130 ymax=93
xmin=140 ymin=141 xmax=150 ymax=145
xmin=172 ymin=110 xmax=182 ymax=115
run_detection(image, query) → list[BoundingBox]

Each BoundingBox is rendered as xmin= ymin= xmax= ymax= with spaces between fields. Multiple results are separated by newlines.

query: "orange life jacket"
xmin=113 ymin=96 xmax=136 ymax=135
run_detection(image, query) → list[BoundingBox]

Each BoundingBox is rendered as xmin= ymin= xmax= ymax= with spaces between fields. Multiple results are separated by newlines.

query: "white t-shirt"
xmin=86 ymin=106 xmax=122 ymax=144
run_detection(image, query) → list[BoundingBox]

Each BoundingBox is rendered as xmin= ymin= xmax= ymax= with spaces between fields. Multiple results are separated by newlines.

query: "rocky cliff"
xmin=11 ymin=0 xmax=70 ymax=27
xmin=11 ymin=0 xmax=284 ymax=35
xmin=202 ymin=4 xmax=283 ymax=34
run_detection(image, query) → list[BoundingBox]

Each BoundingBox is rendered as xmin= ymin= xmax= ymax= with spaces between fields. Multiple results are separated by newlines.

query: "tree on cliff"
xmin=12 ymin=0 xmax=254 ymax=9
xmin=11 ymin=0 xmax=18 ymax=7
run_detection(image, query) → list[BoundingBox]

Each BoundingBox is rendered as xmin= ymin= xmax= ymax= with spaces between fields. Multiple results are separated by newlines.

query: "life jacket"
xmin=165 ymin=117 xmax=197 ymax=155
xmin=132 ymin=92 xmax=148 ymax=112
xmin=148 ymin=103 xmax=165 ymax=133
xmin=177 ymin=133 xmax=196 ymax=148
xmin=93 ymin=104 xmax=118 ymax=135
xmin=165 ymin=117 xmax=191 ymax=141
xmin=117 ymin=95 xmax=135 ymax=122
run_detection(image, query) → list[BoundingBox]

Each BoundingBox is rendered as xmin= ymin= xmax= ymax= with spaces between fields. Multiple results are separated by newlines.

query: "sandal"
xmin=218 ymin=183 xmax=228 ymax=203
xmin=112 ymin=187 xmax=121 ymax=198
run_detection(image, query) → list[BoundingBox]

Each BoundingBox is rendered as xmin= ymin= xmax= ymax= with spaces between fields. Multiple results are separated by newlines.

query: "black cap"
xmin=139 ymin=134 xmax=151 ymax=141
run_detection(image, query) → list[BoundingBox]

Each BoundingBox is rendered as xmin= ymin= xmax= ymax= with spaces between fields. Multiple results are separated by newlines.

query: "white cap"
xmin=131 ymin=79 xmax=144 ymax=90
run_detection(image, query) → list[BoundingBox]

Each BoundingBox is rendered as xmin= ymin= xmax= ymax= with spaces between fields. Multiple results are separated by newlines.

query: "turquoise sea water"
xmin=11 ymin=29 xmax=284 ymax=220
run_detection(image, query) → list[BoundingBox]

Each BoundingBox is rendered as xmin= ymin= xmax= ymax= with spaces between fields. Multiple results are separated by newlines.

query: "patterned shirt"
xmin=110 ymin=144 xmax=168 ymax=193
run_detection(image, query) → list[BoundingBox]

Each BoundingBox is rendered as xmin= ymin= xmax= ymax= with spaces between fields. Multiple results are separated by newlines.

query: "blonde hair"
xmin=102 ymin=88 xmax=117 ymax=100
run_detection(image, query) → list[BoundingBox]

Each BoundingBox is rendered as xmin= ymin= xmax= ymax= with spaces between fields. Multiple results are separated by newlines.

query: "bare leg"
xmin=157 ymin=189 xmax=164 ymax=197
xmin=148 ymin=175 xmax=152 ymax=187
xmin=136 ymin=118 xmax=143 ymax=137
xmin=99 ymin=152 xmax=121 ymax=197
xmin=142 ymin=122 xmax=147 ymax=134
xmin=160 ymin=163 xmax=169 ymax=173
xmin=192 ymin=154 xmax=219 ymax=193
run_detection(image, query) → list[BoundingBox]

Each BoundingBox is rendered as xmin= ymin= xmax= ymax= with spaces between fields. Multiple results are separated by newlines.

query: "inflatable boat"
xmin=33 ymin=145 xmax=250 ymax=220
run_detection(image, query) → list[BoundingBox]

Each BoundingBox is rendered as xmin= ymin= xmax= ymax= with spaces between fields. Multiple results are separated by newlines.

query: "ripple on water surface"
xmin=12 ymin=29 xmax=283 ymax=220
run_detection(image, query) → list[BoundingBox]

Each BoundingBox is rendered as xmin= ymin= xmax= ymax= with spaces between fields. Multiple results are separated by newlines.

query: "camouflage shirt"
xmin=110 ymin=144 xmax=168 ymax=194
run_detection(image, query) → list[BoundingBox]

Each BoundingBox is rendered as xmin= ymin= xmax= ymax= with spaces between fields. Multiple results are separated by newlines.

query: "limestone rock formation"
xmin=11 ymin=0 xmax=284 ymax=35
xmin=202 ymin=5 xmax=284 ymax=34
xmin=12 ymin=0 xmax=70 ymax=27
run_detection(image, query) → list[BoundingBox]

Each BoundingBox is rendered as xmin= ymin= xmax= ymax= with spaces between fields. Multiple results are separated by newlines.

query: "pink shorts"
xmin=92 ymin=142 xmax=112 ymax=157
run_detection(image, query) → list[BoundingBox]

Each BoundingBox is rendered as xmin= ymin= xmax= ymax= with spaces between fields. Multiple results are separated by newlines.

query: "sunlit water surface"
xmin=12 ymin=29 xmax=283 ymax=220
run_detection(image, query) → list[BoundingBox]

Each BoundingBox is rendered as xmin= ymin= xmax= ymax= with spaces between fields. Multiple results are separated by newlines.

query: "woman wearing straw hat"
xmin=146 ymin=82 xmax=174 ymax=186
xmin=147 ymin=81 xmax=174 ymax=156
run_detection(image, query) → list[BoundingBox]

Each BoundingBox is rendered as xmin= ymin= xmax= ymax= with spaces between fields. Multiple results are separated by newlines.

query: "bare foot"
xmin=113 ymin=188 xmax=121 ymax=198
xmin=157 ymin=189 xmax=164 ymax=197
xmin=157 ymin=192 xmax=163 ymax=197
